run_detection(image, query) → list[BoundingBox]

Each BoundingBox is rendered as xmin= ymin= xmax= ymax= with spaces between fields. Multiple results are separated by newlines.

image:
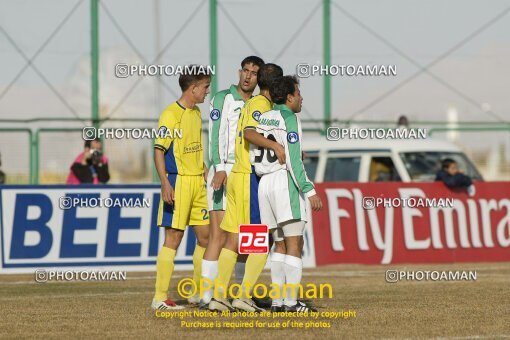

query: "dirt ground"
xmin=1 ymin=262 xmax=509 ymax=339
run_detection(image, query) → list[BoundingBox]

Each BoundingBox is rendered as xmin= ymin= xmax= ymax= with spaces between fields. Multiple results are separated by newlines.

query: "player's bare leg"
xmin=204 ymin=211 xmax=226 ymax=260
xmin=152 ymin=228 xmax=185 ymax=310
xmin=200 ymin=210 xmax=226 ymax=305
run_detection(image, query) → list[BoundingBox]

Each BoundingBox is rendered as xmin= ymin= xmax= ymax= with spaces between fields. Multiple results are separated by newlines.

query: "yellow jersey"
xmin=231 ymin=95 xmax=272 ymax=173
xmin=154 ymin=101 xmax=204 ymax=176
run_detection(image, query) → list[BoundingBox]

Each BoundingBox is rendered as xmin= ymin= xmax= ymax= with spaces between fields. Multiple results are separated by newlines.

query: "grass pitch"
xmin=1 ymin=262 xmax=509 ymax=339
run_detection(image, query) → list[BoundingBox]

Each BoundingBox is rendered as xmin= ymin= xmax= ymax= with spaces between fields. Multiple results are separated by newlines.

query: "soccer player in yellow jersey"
xmin=151 ymin=67 xmax=211 ymax=310
xmin=209 ymin=64 xmax=285 ymax=312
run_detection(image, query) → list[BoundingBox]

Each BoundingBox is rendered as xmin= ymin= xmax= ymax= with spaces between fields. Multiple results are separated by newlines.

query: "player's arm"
xmin=209 ymin=93 xmax=228 ymax=190
xmin=154 ymin=148 xmax=174 ymax=204
xmin=284 ymin=116 xmax=322 ymax=211
xmin=203 ymin=162 xmax=209 ymax=183
xmin=154 ymin=112 xmax=175 ymax=204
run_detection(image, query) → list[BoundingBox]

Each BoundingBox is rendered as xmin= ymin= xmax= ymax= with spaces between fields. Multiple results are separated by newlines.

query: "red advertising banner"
xmin=311 ymin=182 xmax=510 ymax=265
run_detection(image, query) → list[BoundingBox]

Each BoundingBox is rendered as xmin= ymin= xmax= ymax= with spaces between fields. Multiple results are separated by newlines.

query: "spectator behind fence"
xmin=435 ymin=158 xmax=475 ymax=196
xmin=397 ymin=115 xmax=409 ymax=129
xmin=66 ymin=138 xmax=110 ymax=184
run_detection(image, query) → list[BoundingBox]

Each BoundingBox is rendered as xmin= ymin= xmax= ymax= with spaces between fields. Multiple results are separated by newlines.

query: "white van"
xmin=301 ymin=135 xmax=483 ymax=183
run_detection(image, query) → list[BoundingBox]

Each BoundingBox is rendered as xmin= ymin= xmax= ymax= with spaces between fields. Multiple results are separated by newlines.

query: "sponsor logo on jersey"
xmin=252 ymin=111 xmax=261 ymax=122
xmin=183 ymin=142 xmax=203 ymax=154
xmin=287 ymin=131 xmax=299 ymax=144
xmin=210 ymin=109 xmax=221 ymax=121
xmin=259 ymin=118 xmax=280 ymax=127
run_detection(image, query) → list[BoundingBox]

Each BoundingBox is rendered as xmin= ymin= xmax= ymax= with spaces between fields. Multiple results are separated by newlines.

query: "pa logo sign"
xmin=238 ymin=224 xmax=269 ymax=254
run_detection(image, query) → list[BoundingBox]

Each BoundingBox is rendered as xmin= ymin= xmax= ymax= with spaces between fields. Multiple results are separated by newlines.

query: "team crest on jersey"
xmin=210 ymin=109 xmax=221 ymax=121
xmin=287 ymin=131 xmax=299 ymax=144
xmin=252 ymin=111 xmax=261 ymax=122
xmin=158 ymin=126 xmax=167 ymax=138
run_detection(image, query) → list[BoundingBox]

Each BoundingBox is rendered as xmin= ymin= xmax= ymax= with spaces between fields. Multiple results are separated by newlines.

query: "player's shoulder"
xmin=280 ymin=109 xmax=298 ymax=123
xmin=212 ymin=85 xmax=241 ymax=106
xmin=249 ymin=94 xmax=270 ymax=105
xmin=211 ymin=88 xmax=231 ymax=103
xmin=280 ymin=111 xmax=301 ymax=135
xmin=260 ymin=109 xmax=282 ymax=120
xmin=161 ymin=101 xmax=185 ymax=118
xmin=246 ymin=95 xmax=271 ymax=110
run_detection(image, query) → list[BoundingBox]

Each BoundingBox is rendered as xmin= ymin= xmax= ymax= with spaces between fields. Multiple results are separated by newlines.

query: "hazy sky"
xmin=1 ymin=0 xmax=509 ymax=124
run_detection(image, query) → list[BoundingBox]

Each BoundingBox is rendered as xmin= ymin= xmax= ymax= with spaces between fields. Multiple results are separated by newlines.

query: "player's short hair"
xmin=441 ymin=158 xmax=456 ymax=170
xmin=269 ymin=75 xmax=299 ymax=105
xmin=84 ymin=138 xmax=101 ymax=148
xmin=178 ymin=65 xmax=212 ymax=91
xmin=257 ymin=63 xmax=283 ymax=90
xmin=241 ymin=56 xmax=265 ymax=69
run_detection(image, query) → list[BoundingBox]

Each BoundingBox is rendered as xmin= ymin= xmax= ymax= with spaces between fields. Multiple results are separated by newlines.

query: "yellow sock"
xmin=242 ymin=253 xmax=269 ymax=297
xmin=215 ymin=248 xmax=237 ymax=299
xmin=192 ymin=245 xmax=206 ymax=291
xmin=154 ymin=246 xmax=176 ymax=301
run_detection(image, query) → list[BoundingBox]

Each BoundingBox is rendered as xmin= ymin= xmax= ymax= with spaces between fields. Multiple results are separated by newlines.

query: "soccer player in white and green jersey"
xmin=200 ymin=56 xmax=264 ymax=306
xmin=251 ymin=75 xmax=323 ymax=312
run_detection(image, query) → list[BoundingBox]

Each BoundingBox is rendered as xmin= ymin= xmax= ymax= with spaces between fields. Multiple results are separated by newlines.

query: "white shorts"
xmin=272 ymin=220 xmax=306 ymax=242
xmin=207 ymin=163 xmax=234 ymax=211
xmin=258 ymin=169 xmax=307 ymax=229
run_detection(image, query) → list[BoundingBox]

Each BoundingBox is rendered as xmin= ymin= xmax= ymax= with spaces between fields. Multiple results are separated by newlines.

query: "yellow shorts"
xmin=157 ymin=174 xmax=209 ymax=230
xmin=220 ymin=171 xmax=261 ymax=234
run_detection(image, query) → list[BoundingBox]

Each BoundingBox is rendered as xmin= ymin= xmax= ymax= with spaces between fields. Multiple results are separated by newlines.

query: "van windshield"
xmin=399 ymin=151 xmax=483 ymax=182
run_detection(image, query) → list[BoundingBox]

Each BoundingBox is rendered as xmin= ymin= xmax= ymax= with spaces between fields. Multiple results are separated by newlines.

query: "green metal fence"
xmin=1 ymin=1 xmax=509 ymax=184
xmin=1 ymin=117 xmax=508 ymax=184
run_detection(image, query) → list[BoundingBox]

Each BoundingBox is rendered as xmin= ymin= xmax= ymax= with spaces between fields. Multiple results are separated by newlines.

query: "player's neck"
xmin=236 ymin=85 xmax=252 ymax=102
xmin=259 ymin=89 xmax=271 ymax=103
xmin=177 ymin=95 xmax=196 ymax=109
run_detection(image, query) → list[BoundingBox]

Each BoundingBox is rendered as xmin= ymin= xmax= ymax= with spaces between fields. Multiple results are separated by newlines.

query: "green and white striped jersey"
xmin=208 ymin=85 xmax=245 ymax=171
xmin=251 ymin=103 xmax=316 ymax=197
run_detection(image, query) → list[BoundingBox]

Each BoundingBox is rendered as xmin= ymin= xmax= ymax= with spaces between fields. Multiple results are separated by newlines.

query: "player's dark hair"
xmin=257 ymin=63 xmax=283 ymax=90
xmin=441 ymin=158 xmax=456 ymax=170
xmin=269 ymin=75 xmax=299 ymax=105
xmin=178 ymin=65 xmax=212 ymax=91
xmin=84 ymin=138 xmax=101 ymax=148
xmin=241 ymin=56 xmax=265 ymax=69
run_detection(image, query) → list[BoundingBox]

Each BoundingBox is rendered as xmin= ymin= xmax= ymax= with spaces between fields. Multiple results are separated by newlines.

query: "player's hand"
xmin=212 ymin=170 xmax=227 ymax=191
xmin=161 ymin=180 xmax=175 ymax=205
xmin=308 ymin=194 xmax=323 ymax=212
xmin=203 ymin=162 xmax=209 ymax=182
xmin=272 ymin=143 xmax=286 ymax=165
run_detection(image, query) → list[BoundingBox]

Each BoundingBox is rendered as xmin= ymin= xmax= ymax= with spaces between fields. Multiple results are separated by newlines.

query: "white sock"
xmin=234 ymin=261 xmax=246 ymax=284
xmin=201 ymin=260 xmax=218 ymax=304
xmin=283 ymin=255 xmax=302 ymax=307
xmin=270 ymin=252 xmax=286 ymax=307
